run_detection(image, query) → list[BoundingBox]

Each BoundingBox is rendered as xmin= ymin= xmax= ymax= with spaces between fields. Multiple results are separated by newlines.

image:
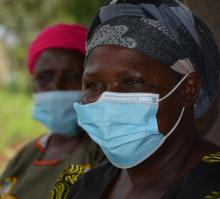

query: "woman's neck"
xmin=123 ymin=115 xmax=202 ymax=193
xmin=42 ymin=132 xmax=86 ymax=160
xmin=104 ymin=112 xmax=220 ymax=199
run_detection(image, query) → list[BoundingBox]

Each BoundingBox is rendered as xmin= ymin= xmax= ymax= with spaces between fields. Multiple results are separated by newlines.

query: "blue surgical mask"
xmin=74 ymin=74 xmax=189 ymax=168
xmin=33 ymin=91 xmax=81 ymax=137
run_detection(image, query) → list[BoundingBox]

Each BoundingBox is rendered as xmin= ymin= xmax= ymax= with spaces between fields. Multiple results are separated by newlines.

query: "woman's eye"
xmin=36 ymin=73 xmax=53 ymax=84
xmin=87 ymin=82 xmax=104 ymax=89
xmin=126 ymin=80 xmax=144 ymax=86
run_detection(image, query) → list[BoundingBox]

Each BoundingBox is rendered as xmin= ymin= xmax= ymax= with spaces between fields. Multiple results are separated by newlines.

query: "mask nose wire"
xmin=158 ymin=73 xmax=190 ymax=102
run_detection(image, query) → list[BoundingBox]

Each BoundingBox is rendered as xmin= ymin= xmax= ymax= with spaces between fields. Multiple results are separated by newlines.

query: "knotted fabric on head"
xmin=27 ymin=23 xmax=88 ymax=74
xmin=86 ymin=0 xmax=220 ymax=119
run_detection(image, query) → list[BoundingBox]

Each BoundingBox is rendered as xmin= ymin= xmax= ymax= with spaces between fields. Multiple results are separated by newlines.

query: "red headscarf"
xmin=27 ymin=23 xmax=87 ymax=74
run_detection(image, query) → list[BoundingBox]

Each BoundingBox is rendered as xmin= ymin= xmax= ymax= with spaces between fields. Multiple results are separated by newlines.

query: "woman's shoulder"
xmin=184 ymin=139 xmax=220 ymax=198
xmin=0 ymin=135 xmax=46 ymax=196
xmin=67 ymin=161 xmax=118 ymax=199
xmin=184 ymin=151 xmax=220 ymax=198
xmin=0 ymin=134 xmax=48 ymax=180
xmin=49 ymin=161 xmax=117 ymax=199
xmin=164 ymin=150 xmax=220 ymax=199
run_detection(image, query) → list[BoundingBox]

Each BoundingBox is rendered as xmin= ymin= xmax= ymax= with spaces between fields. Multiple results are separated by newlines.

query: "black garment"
xmin=68 ymin=153 xmax=220 ymax=199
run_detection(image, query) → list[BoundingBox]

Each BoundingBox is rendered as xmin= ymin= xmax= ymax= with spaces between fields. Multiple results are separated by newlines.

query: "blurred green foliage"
xmin=0 ymin=0 xmax=106 ymax=92
xmin=0 ymin=87 xmax=46 ymax=151
xmin=0 ymin=87 xmax=46 ymax=173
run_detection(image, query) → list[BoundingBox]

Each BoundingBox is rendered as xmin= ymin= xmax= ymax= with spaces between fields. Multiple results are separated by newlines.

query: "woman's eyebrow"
xmin=83 ymin=71 xmax=100 ymax=80
xmin=35 ymin=64 xmax=54 ymax=72
xmin=118 ymin=69 xmax=143 ymax=78
xmin=36 ymin=68 xmax=54 ymax=75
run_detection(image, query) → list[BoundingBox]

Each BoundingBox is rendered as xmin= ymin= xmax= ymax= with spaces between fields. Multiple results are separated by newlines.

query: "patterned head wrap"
xmin=86 ymin=0 xmax=220 ymax=119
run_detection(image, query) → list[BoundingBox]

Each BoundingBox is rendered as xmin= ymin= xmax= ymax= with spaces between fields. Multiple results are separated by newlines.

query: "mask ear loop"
xmin=139 ymin=106 xmax=185 ymax=164
xmin=164 ymin=107 xmax=185 ymax=139
xmin=158 ymin=73 xmax=190 ymax=102
xmin=158 ymin=73 xmax=190 ymax=139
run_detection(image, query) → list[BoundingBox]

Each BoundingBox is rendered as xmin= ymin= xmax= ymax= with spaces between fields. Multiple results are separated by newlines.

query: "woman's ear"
xmin=180 ymin=72 xmax=202 ymax=108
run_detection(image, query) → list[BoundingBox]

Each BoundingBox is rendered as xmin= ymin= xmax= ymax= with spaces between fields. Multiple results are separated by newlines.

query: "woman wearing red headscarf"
xmin=0 ymin=23 xmax=104 ymax=199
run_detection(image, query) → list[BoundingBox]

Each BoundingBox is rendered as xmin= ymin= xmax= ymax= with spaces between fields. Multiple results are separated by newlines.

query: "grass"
xmin=0 ymin=86 xmax=45 ymax=173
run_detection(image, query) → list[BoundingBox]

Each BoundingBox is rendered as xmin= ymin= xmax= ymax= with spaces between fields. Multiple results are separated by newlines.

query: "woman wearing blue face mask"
xmin=56 ymin=0 xmax=220 ymax=199
xmin=0 ymin=24 xmax=104 ymax=199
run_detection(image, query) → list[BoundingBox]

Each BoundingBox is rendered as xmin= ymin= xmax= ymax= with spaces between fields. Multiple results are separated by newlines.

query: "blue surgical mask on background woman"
xmin=33 ymin=91 xmax=81 ymax=137
xmin=74 ymin=74 xmax=189 ymax=168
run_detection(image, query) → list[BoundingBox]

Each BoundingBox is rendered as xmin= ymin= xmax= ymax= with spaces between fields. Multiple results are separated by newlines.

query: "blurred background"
xmin=0 ymin=0 xmax=105 ymax=173
xmin=0 ymin=0 xmax=219 ymax=173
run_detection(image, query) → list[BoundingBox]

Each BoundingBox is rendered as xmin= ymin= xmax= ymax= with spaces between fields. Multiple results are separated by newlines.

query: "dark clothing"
xmin=67 ymin=152 xmax=220 ymax=199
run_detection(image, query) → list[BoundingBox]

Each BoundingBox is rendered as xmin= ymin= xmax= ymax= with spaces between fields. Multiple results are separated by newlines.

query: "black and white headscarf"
xmin=86 ymin=0 xmax=220 ymax=119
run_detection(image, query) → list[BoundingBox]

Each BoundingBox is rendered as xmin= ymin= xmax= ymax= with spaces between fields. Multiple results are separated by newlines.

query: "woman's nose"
xmin=50 ymin=73 xmax=66 ymax=90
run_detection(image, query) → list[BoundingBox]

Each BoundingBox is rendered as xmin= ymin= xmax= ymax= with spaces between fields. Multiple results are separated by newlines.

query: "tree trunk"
xmin=185 ymin=0 xmax=220 ymax=145
xmin=185 ymin=0 xmax=220 ymax=47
